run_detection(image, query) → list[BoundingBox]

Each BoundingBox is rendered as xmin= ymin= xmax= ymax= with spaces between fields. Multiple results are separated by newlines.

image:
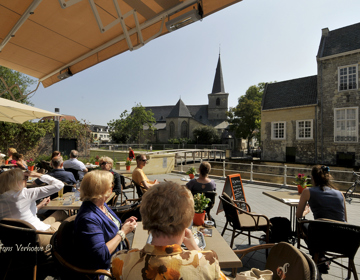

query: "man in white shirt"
xmin=63 ymin=150 xmax=88 ymax=180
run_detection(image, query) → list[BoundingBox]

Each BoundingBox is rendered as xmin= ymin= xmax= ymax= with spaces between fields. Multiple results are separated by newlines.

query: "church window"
xmin=181 ymin=121 xmax=188 ymax=138
xmin=160 ymin=116 xmax=163 ymax=120
xmin=169 ymin=122 xmax=175 ymax=138
xmin=216 ymin=98 xmax=220 ymax=106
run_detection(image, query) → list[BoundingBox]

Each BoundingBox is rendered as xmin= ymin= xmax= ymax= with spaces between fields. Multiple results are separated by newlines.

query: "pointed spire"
xmin=211 ymin=54 xmax=225 ymax=94
xmin=167 ymin=99 xmax=192 ymax=118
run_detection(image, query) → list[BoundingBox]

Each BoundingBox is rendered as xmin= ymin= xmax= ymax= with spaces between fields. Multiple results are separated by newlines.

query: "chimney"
xmin=322 ymin=28 xmax=329 ymax=37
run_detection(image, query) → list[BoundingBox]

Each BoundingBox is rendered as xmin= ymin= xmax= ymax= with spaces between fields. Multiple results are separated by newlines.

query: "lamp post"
xmin=54 ymin=108 xmax=60 ymax=152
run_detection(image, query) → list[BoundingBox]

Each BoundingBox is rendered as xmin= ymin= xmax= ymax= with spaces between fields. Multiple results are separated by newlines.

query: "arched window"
xmin=169 ymin=122 xmax=175 ymax=138
xmin=216 ymin=98 xmax=220 ymax=106
xmin=181 ymin=121 xmax=188 ymax=138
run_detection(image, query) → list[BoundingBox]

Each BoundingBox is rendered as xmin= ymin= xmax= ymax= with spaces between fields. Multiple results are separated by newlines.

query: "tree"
xmin=108 ymin=104 xmax=156 ymax=143
xmin=0 ymin=66 xmax=36 ymax=104
xmin=227 ymin=83 xmax=266 ymax=153
xmin=192 ymin=126 xmax=221 ymax=144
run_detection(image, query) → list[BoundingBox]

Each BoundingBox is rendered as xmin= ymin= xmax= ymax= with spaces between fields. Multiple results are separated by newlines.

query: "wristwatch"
xmin=117 ymin=230 xmax=125 ymax=240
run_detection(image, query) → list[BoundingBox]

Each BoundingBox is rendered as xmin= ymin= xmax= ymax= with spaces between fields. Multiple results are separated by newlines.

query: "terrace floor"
xmin=143 ymin=172 xmax=360 ymax=280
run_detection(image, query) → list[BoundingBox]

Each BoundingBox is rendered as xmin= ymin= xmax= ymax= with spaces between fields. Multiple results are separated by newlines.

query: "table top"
xmin=263 ymin=191 xmax=300 ymax=206
xmin=163 ymin=178 xmax=189 ymax=186
xmin=132 ymin=222 xmax=242 ymax=270
xmin=42 ymin=192 xmax=115 ymax=210
xmin=115 ymin=170 xmax=133 ymax=175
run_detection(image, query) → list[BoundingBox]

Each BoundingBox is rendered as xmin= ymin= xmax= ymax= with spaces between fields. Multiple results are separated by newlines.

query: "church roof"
xmin=167 ymin=99 xmax=192 ymax=118
xmin=262 ymin=75 xmax=318 ymax=110
xmin=211 ymin=55 xmax=225 ymax=94
xmin=318 ymin=22 xmax=360 ymax=58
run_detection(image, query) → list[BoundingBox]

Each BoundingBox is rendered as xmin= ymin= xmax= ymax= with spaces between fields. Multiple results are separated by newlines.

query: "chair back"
xmin=0 ymin=219 xmax=40 ymax=279
xmin=307 ymin=220 xmax=360 ymax=259
xmin=266 ymin=242 xmax=312 ymax=280
xmin=219 ymin=194 xmax=242 ymax=229
xmin=107 ymin=193 xmax=119 ymax=207
xmin=133 ymin=180 xmax=144 ymax=198
xmin=64 ymin=168 xmax=80 ymax=181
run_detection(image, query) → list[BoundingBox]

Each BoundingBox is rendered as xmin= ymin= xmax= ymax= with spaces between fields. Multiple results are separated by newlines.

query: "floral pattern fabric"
xmin=111 ymin=243 xmax=228 ymax=280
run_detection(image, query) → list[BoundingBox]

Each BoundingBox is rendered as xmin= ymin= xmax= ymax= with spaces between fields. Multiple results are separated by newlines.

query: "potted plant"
xmin=95 ymin=155 xmax=100 ymax=165
xmin=186 ymin=166 xmax=197 ymax=179
xmin=294 ymin=173 xmax=311 ymax=194
xmin=27 ymin=158 xmax=35 ymax=171
xmin=125 ymin=157 xmax=132 ymax=171
xmin=193 ymin=193 xmax=211 ymax=226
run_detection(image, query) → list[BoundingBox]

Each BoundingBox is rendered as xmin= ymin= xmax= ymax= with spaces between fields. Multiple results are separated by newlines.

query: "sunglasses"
xmin=141 ymin=159 xmax=148 ymax=162
xmin=100 ymin=162 xmax=108 ymax=166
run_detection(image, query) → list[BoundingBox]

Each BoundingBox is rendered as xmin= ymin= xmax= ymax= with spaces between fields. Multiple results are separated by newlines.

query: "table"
xmin=132 ymin=222 xmax=242 ymax=276
xmin=85 ymin=164 xmax=99 ymax=171
xmin=115 ymin=170 xmax=132 ymax=175
xmin=163 ymin=178 xmax=189 ymax=186
xmin=263 ymin=191 xmax=300 ymax=233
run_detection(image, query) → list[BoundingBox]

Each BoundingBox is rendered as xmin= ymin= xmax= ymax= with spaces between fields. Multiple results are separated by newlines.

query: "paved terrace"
xmin=140 ymin=172 xmax=360 ymax=280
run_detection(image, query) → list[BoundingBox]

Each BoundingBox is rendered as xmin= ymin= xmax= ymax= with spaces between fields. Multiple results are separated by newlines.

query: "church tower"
xmin=208 ymin=54 xmax=229 ymax=124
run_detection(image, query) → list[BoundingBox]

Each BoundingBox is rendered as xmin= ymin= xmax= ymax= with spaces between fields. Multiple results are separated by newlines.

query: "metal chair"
xmin=219 ymin=193 xmax=271 ymax=248
xmin=132 ymin=180 xmax=147 ymax=198
xmin=51 ymin=215 xmax=130 ymax=280
xmin=234 ymin=242 xmax=320 ymax=280
xmin=298 ymin=219 xmax=360 ymax=280
xmin=0 ymin=218 xmax=55 ymax=280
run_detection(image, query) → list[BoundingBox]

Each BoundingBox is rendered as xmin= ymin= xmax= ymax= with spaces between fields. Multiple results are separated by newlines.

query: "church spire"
xmin=211 ymin=54 xmax=225 ymax=94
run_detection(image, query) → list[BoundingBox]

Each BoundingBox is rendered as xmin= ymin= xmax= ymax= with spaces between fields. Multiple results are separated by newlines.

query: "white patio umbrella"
xmin=0 ymin=97 xmax=61 ymax=124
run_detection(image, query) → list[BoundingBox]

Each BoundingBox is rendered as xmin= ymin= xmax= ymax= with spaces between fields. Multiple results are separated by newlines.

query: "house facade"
xmin=262 ymin=22 xmax=360 ymax=166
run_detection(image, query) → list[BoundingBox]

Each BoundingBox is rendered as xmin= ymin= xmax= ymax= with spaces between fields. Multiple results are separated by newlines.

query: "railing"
xmin=176 ymin=160 xmax=356 ymax=190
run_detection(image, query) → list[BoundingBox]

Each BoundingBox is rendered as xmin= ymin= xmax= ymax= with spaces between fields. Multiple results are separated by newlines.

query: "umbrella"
xmin=0 ymin=97 xmax=61 ymax=124
xmin=0 ymin=0 xmax=242 ymax=88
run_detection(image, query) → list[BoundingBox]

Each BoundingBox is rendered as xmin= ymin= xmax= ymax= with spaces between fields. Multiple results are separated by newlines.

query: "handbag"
xmin=236 ymin=268 xmax=273 ymax=280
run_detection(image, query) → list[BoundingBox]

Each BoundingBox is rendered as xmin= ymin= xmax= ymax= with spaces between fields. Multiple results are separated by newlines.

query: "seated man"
xmin=132 ymin=154 xmax=159 ymax=191
xmin=33 ymin=156 xmax=76 ymax=186
xmin=63 ymin=150 xmax=88 ymax=180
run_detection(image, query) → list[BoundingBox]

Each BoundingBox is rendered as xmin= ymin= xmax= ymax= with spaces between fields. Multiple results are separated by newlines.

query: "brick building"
xmin=261 ymin=22 xmax=360 ymax=166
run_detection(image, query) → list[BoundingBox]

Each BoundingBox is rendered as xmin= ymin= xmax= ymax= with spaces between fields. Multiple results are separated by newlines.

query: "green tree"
xmin=192 ymin=126 xmax=221 ymax=144
xmin=227 ymin=83 xmax=267 ymax=153
xmin=0 ymin=66 xmax=36 ymax=104
xmin=108 ymin=104 xmax=156 ymax=143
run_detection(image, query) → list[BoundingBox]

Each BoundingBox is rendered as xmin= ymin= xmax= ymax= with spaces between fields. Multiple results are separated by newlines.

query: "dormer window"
xmin=160 ymin=116 xmax=163 ymax=120
xmin=199 ymin=116 xmax=202 ymax=120
xmin=339 ymin=65 xmax=358 ymax=91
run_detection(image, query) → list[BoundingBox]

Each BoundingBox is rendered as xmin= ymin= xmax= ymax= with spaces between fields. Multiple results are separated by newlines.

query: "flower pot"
xmin=28 ymin=166 xmax=35 ymax=171
xmin=297 ymin=185 xmax=306 ymax=194
xmin=193 ymin=211 xmax=206 ymax=226
xmin=126 ymin=165 xmax=131 ymax=171
xmin=189 ymin=174 xmax=195 ymax=179
xmin=5 ymin=160 xmax=9 ymax=164
xmin=95 ymin=161 xmax=99 ymax=165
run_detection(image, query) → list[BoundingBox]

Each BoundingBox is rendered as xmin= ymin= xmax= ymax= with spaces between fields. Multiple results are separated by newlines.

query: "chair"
xmin=191 ymin=190 xmax=217 ymax=226
xmin=0 ymin=218 xmax=55 ymax=280
xmin=119 ymin=174 xmax=135 ymax=203
xmin=219 ymin=193 xmax=271 ymax=248
xmin=133 ymin=180 xmax=147 ymax=198
xmin=64 ymin=168 xmax=80 ymax=181
xmin=234 ymin=242 xmax=319 ymax=280
xmin=51 ymin=215 xmax=130 ymax=280
xmin=298 ymin=219 xmax=360 ymax=280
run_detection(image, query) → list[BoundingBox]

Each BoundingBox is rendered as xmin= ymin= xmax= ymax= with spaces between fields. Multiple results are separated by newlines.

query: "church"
xmin=143 ymin=55 xmax=230 ymax=144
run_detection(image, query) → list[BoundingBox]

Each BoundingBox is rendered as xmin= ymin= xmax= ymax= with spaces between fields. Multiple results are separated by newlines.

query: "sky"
xmin=27 ymin=0 xmax=360 ymax=126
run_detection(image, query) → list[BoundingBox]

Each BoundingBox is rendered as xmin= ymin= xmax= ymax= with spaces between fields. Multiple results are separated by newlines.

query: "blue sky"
xmin=28 ymin=0 xmax=360 ymax=126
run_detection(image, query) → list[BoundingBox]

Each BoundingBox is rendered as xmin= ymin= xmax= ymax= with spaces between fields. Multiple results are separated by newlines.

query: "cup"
xmin=58 ymin=188 xmax=64 ymax=199
xmin=63 ymin=197 xmax=72 ymax=205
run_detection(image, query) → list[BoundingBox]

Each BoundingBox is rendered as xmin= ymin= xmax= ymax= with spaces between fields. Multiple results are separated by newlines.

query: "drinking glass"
xmin=58 ymin=188 xmax=64 ymax=199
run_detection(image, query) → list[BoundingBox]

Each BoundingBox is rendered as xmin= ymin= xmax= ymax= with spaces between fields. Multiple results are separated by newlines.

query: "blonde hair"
xmin=140 ymin=182 xmax=194 ymax=238
xmin=99 ymin=156 xmax=113 ymax=168
xmin=0 ymin=168 xmax=24 ymax=194
xmin=80 ymin=170 xmax=113 ymax=202
xmin=8 ymin=148 xmax=17 ymax=155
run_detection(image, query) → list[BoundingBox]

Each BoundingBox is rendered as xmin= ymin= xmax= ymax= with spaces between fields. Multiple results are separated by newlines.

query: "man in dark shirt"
xmin=33 ymin=156 xmax=76 ymax=186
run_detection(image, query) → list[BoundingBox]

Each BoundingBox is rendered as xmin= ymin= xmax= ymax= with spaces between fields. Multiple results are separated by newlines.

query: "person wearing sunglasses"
xmin=99 ymin=156 xmax=122 ymax=195
xmin=132 ymin=154 xmax=159 ymax=192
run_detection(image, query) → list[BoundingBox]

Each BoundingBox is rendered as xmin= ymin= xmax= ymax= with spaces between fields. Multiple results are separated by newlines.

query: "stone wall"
xmin=317 ymin=53 xmax=360 ymax=165
xmin=261 ymin=106 xmax=316 ymax=163
xmin=208 ymin=93 xmax=228 ymax=121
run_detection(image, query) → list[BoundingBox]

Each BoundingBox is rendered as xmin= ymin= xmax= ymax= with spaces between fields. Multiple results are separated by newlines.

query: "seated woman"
xmin=74 ymin=170 xmax=137 ymax=276
xmin=12 ymin=153 xmax=28 ymax=170
xmin=99 ymin=156 xmax=122 ymax=195
xmin=186 ymin=161 xmax=216 ymax=192
xmin=7 ymin=147 xmax=17 ymax=165
xmin=0 ymin=169 xmax=67 ymax=249
xmin=296 ymin=165 xmax=346 ymax=272
xmin=111 ymin=182 xmax=228 ymax=280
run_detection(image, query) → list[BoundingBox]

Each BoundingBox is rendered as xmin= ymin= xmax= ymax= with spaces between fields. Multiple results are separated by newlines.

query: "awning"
xmin=0 ymin=0 xmax=242 ymax=88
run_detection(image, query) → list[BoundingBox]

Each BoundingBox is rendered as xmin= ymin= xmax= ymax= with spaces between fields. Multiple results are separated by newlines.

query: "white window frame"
xmin=338 ymin=65 xmax=358 ymax=91
xmin=271 ymin=121 xmax=286 ymax=140
xmin=334 ymin=107 xmax=358 ymax=142
xmin=296 ymin=120 xmax=313 ymax=140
